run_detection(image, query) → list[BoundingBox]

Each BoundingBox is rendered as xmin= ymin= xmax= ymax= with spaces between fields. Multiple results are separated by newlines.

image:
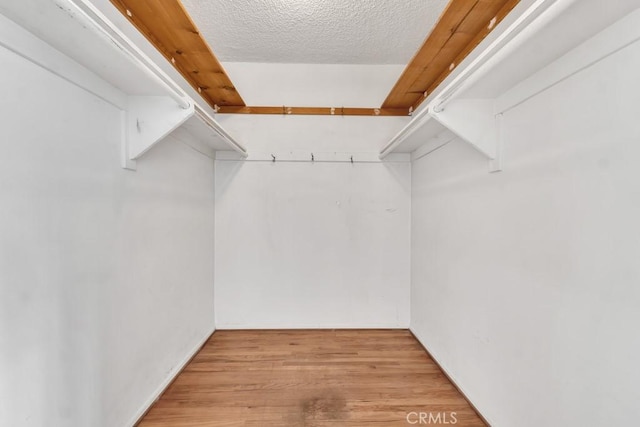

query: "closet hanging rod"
xmin=55 ymin=0 xmax=191 ymax=110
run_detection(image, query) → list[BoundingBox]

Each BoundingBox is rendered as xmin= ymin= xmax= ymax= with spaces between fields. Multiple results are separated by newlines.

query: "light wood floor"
xmin=138 ymin=330 xmax=486 ymax=426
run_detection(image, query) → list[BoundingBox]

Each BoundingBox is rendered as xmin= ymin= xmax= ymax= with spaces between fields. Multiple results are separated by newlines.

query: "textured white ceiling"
xmin=180 ymin=0 xmax=449 ymax=64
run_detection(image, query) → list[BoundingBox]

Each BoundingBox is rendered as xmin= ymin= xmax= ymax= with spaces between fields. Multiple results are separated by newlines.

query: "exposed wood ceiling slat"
xmin=414 ymin=0 xmax=520 ymax=111
xmin=216 ymin=106 xmax=410 ymax=117
xmin=383 ymin=0 xmax=478 ymax=109
xmin=382 ymin=0 xmax=520 ymax=110
xmin=109 ymin=0 xmax=519 ymax=116
xmin=110 ymin=0 xmax=245 ymax=107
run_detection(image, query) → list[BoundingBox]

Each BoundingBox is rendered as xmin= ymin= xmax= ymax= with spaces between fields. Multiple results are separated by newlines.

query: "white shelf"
xmin=382 ymin=114 xmax=447 ymax=154
xmin=380 ymin=0 xmax=640 ymax=172
xmin=0 ymin=0 xmax=247 ymax=170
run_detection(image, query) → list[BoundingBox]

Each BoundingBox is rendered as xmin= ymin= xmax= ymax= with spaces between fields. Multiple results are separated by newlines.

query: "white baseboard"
xmin=409 ymin=327 xmax=494 ymax=427
xmin=126 ymin=325 xmax=216 ymax=427
xmin=215 ymin=323 xmax=410 ymax=330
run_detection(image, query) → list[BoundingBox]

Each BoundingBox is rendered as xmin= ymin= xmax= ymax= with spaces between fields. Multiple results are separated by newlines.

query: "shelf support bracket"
xmin=121 ymin=96 xmax=194 ymax=170
xmin=430 ymin=99 xmax=503 ymax=172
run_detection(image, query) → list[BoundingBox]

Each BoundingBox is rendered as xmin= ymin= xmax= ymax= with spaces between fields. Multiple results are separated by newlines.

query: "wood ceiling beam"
xmin=108 ymin=1 xmax=410 ymax=116
xmin=110 ymin=0 xmax=245 ymax=108
xmin=110 ymin=0 xmax=517 ymax=117
xmin=216 ymin=106 xmax=410 ymax=116
xmin=382 ymin=0 xmax=520 ymax=111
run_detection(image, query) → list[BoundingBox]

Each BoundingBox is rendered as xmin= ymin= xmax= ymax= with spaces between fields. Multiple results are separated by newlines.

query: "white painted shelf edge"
xmin=379 ymin=0 xmax=562 ymax=170
xmin=0 ymin=0 xmax=248 ymax=171
xmin=63 ymin=0 xmax=248 ymax=170
xmin=380 ymin=0 xmax=640 ymax=172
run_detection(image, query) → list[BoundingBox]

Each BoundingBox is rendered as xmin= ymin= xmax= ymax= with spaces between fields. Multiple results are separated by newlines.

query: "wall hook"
xmin=350 ymin=156 xmax=354 ymax=163
xmin=271 ymin=154 xmax=276 ymax=162
xmin=311 ymin=153 xmax=315 ymax=162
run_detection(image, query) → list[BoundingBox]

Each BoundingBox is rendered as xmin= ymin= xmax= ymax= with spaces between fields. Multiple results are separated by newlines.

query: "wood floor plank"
xmin=138 ymin=330 xmax=486 ymax=426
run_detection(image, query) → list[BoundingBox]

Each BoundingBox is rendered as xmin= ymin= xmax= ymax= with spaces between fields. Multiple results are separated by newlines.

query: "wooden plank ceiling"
xmin=110 ymin=0 xmax=519 ymax=116
xmin=383 ymin=0 xmax=520 ymax=111
xmin=110 ymin=0 xmax=245 ymax=107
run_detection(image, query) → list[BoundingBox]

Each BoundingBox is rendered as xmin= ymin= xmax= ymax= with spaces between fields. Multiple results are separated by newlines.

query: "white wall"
xmin=222 ymin=63 xmax=405 ymax=107
xmin=214 ymin=114 xmax=411 ymax=328
xmin=215 ymin=159 xmax=410 ymax=328
xmin=0 ymin=35 xmax=215 ymax=427
xmin=216 ymin=114 xmax=410 ymax=152
xmin=411 ymin=33 xmax=640 ymax=426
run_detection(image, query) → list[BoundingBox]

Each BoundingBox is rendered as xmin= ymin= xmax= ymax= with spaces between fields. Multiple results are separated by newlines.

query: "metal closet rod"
xmin=195 ymin=106 xmax=248 ymax=156
xmin=57 ymin=0 xmax=191 ymax=109
xmin=216 ymin=153 xmax=397 ymax=163
xmin=217 ymin=159 xmax=375 ymax=164
xmin=54 ymin=0 xmax=251 ymax=157
xmin=379 ymin=0 xmax=573 ymax=159
xmin=432 ymin=0 xmax=577 ymax=113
